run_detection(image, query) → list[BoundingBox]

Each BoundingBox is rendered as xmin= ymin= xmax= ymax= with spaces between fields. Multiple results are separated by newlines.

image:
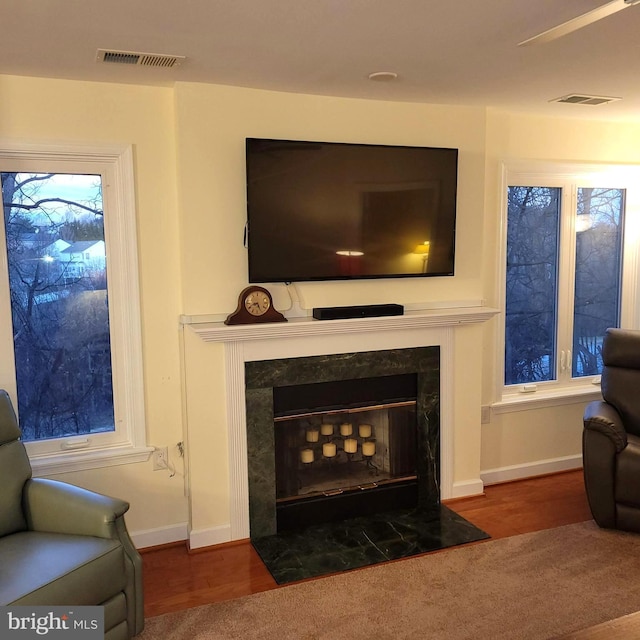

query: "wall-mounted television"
xmin=245 ymin=138 xmax=458 ymax=283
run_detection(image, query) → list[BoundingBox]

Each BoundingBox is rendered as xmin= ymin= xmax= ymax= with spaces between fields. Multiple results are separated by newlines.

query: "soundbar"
xmin=312 ymin=303 xmax=404 ymax=321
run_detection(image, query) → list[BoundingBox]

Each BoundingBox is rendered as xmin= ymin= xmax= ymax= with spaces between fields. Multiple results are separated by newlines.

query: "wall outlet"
xmin=152 ymin=446 xmax=169 ymax=471
xmin=481 ymin=405 xmax=492 ymax=424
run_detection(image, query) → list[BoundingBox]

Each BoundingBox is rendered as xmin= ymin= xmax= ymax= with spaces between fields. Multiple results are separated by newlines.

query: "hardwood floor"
xmin=557 ymin=611 xmax=640 ymax=639
xmin=141 ymin=469 xmax=593 ymax=618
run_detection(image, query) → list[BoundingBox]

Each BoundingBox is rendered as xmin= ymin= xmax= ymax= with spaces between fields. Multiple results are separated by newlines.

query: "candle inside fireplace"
xmin=340 ymin=423 xmax=353 ymax=436
xmin=323 ymin=442 xmax=337 ymax=458
xmin=362 ymin=441 xmax=376 ymax=456
xmin=306 ymin=428 xmax=319 ymax=442
xmin=344 ymin=438 xmax=358 ymax=454
xmin=300 ymin=448 xmax=314 ymax=464
xmin=320 ymin=423 xmax=334 ymax=436
xmin=358 ymin=424 xmax=372 ymax=438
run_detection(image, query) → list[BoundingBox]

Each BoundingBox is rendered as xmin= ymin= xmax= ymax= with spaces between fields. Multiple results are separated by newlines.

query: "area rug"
xmin=138 ymin=520 xmax=640 ymax=640
xmin=252 ymin=504 xmax=490 ymax=584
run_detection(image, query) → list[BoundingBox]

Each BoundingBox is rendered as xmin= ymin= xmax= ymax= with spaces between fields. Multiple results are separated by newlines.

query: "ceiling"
xmin=3 ymin=0 xmax=640 ymax=121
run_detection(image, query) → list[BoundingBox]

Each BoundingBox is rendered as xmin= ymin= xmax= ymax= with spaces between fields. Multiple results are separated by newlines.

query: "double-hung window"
xmin=499 ymin=162 xmax=640 ymax=404
xmin=0 ymin=143 xmax=149 ymax=473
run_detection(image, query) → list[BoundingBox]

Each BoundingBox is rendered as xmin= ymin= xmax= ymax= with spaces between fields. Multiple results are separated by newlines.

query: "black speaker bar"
xmin=312 ymin=303 xmax=404 ymax=321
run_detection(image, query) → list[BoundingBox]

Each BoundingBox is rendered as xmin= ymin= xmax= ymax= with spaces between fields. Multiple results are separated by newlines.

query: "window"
xmin=499 ymin=162 xmax=640 ymax=403
xmin=0 ymin=143 xmax=150 ymax=473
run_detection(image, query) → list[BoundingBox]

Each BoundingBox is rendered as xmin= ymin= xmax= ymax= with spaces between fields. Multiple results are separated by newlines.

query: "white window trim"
xmin=494 ymin=159 xmax=640 ymax=412
xmin=0 ymin=141 xmax=152 ymax=474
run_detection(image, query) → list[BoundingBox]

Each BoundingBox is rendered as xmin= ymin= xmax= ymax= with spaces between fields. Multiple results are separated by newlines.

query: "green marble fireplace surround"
xmin=245 ymin=346 xmax=440 ymax=538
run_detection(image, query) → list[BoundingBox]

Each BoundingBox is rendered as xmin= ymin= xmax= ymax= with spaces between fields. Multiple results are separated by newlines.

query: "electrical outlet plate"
xmin=481 ymin=406 xmax=491 ymax=424
xmin=152 ymin=446 xmax=168 ymax=471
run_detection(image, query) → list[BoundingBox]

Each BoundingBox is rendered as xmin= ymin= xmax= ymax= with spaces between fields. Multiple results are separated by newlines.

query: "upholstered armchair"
xmin=583 ymin=328 xmax=640 ymax=533
xmin=0 ymin=389 xmax=144 ymax=639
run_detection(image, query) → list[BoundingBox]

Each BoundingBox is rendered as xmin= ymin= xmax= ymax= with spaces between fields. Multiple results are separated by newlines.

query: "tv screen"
xmin=245 ymin=138 xmax=458 ymax=283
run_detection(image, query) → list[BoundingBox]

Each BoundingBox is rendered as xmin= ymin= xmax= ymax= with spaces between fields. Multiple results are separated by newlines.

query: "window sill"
xmin=493 ymin=384 xmax=603 ymax=414
xmin=28 ymin=444 xmax=154 ymax=476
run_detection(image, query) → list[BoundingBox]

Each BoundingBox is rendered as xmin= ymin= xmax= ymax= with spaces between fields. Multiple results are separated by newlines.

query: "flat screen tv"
xmin=245 ymin=138 xmax=458 ymax=283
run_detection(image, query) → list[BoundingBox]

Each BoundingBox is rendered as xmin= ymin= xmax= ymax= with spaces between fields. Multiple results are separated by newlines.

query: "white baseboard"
xmin=188 ymin=524 xmax=233 ymax=550
xmin=133 ymin=523 xmax=234 ymax=550
xmin=131 ymin=523 xmax=188 ymax=549
xmin=132 ymin=457 xmax=582 ymax=550
xmin=450 ymin=478 xmax=485 ymax=499
xmin=481 ymin=454 xmax=583 ymax=486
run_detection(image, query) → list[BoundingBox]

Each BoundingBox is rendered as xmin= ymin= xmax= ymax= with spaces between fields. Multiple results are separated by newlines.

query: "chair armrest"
xmin=583 ymin=400 xmax=627 ymax=453
xmin=23 ymin=477 xmax=130 ymax=539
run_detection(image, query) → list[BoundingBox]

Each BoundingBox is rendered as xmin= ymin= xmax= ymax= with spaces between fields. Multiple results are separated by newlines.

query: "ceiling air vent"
xmin=96 ymin=49 xmax=185 ymax=68
xmin=550 ymin=94 xmax=621 ymax=106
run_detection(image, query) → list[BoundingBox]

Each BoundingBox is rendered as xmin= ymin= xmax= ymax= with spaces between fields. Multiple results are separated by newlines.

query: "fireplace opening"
xmin=273 ymin=374 xmax=419 ymax=531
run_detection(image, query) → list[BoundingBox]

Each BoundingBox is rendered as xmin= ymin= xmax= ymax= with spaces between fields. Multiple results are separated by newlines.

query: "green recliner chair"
xmin=0 ymin=389 xmax=144 ymax=639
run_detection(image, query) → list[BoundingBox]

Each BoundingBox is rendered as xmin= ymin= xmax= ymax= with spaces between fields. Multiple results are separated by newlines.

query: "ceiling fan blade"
xmin=518 ymin=0 xmax=639 ymax=46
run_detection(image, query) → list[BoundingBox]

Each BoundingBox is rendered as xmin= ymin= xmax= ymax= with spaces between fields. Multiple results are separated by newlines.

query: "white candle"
xmin=306 ymin=428 xmax=319 ymax=443
xmin=362 ymin=441 xmax=376 ymax=457
xmin=340 ymin=422 xmax=353 ymax=437
xmin=320 ymin=423 xmax=334 ymax=436
xmin=300 ymin=449 xmax=314 ymax=464
xmin=323 ymin=442 xmax=337 ymax=458
xmin=358 ymin=424 xmax=372 ymax=438
xmin=344 ymin=438 xmax=358 ymax=454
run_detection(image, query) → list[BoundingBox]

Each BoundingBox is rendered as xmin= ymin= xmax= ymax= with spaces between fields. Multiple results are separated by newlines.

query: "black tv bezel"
xmin=245 ymin=137 xmax=458 ymax=284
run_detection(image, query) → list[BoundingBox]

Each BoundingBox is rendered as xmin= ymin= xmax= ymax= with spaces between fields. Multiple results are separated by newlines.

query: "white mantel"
xmin=185 ymin=306 xmax=498 ymax=342
xmin=185 ymin=305 xmax=498 ymax=547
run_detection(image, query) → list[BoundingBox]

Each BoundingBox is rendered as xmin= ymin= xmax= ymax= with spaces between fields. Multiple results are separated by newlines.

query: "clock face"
xmin=244 ymin=290 xmax=271 ymax=316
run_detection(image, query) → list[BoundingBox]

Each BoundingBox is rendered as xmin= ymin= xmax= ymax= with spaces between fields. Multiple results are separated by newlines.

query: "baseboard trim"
xmin=189 ymin=524 xmax=232 ymax=550
xmin=132 ymin=457 xmax=582 ymax=549
xmin=131 ymin=523 xmax=188 ymax=550
xmin=450 ymin=478 xmax=485 ymax=499
xmin=481 ymin=454 xmax=582 ymax=486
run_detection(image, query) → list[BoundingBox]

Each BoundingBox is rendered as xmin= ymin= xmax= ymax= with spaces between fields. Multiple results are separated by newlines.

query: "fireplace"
xmin=185 ymin=304 xmax=497 ymax=551
xmin=245 ymin=346 xmax=440 ymax=538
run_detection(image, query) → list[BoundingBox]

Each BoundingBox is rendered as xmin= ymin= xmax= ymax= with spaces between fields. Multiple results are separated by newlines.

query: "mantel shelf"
xmin=186 ymin=306 xmax=500 ymax=343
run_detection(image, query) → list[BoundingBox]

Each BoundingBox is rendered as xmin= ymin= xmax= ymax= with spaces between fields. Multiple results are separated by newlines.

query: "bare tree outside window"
xmin=573 ymin=187 xmax=623 ymax=376
xmin=505 ymin=183 xmax=624 ymax=387
xmin=1 ymin=172 xmax=115 ymax=441
xmin=505 ymin=186 xmax=560 ymax=385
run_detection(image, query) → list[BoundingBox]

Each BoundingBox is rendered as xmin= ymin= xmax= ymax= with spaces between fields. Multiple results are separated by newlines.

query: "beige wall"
xmin=174 ymin=82 xmax=487 ymax=314
xmin=3 ymin=72 xmax=640 ymax=544
xmin=0 ymin=75 xmax=188 ymax=536
xmin=175 ymin=83 xmax=491 ymax=539
xmin=480 ymin=109 xmax=640 ymax=479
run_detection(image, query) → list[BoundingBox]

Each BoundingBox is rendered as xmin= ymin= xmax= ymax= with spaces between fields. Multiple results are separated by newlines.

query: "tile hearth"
xmin=252 ymin=504 xmax=489 ymax=584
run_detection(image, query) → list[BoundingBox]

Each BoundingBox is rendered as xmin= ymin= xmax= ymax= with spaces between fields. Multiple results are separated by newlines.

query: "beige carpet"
xmin=139 ymin=521 xmax=640 ymax=640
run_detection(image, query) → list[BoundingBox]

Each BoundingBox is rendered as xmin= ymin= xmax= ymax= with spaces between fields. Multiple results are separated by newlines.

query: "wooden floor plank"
xmin=556 ymin=610 xmax=640 ymax=639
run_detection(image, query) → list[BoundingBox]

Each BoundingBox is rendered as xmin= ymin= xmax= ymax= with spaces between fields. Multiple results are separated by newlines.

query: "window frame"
xmin=0 ymin=141 xmax=151 ymax=474
xmin=494 ymin=160 xmax=640 ymax=412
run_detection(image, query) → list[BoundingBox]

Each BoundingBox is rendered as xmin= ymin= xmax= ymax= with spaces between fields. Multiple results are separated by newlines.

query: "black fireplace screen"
xmin=275 ymin=403 xmax=417 ymax=500
xmin=273 ymin=373 xmax=419 ymax=530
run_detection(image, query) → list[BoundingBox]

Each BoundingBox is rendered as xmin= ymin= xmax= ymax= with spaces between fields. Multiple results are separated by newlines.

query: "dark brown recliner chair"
xmin=0 ymin=390 xmax=144 ymax=639
xmin=583 ymin=328 xmax=640 ymax=533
